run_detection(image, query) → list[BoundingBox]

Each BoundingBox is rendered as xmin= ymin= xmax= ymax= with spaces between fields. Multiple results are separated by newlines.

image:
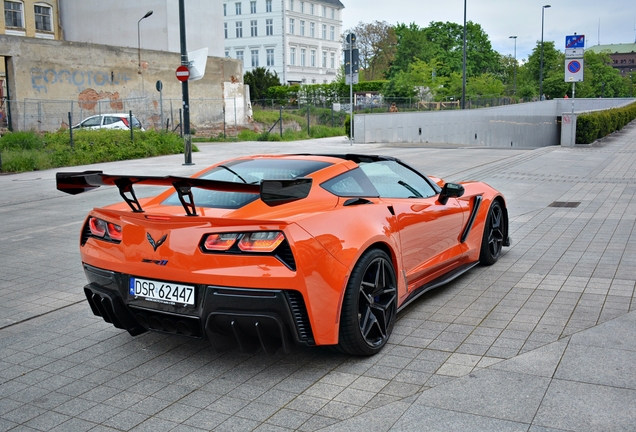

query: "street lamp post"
xmin=461 ymin=0 xmax=467 ymax=109
xmin=539 ymin=4 xmax=551 ymax=100
xmin=137 ymin=10 xmax=153 ymax=73
xmin=509 ymin=35 xmax=517 ymax=95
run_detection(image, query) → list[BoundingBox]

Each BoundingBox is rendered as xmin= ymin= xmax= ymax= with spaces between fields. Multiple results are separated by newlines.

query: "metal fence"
xmin=0 ymin=97 xmax=246 ymax=134
xmin=252 ymin=96 xmax=531 ymax=114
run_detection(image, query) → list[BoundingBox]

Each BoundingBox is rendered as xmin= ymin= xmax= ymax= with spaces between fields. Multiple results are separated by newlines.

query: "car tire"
xmin=479 ymin=200 xmax=505 ymax=266
xmin=337 ymin=249 xmax=397 ymax=356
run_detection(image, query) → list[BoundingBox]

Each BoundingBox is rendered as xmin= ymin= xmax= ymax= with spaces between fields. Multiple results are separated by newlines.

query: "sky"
xmin=341 ymin=0 xmax=636 ymax=62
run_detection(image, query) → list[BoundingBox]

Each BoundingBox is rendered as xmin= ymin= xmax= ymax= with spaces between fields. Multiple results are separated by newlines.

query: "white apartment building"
xmin=223 ymin=0 xmax=344 ymax=85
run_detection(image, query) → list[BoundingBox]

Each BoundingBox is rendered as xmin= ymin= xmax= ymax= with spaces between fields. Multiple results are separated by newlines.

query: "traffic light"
xmin=344 ymin=48 xmax=359 ymax=75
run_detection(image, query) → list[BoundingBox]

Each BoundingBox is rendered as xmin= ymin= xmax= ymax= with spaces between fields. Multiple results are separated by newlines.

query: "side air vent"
xmin=81 ymin=221 xmax=92 ymax=246
xmin=285 ymin=291 xmax=314 ymax=344
xmin=275 ymin=240 xmax=296 ymax=271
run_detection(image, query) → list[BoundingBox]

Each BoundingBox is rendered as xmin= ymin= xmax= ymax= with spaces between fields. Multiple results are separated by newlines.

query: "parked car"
xmin=56 ymin=154 xmax=510 ymax=356
xmin=72 ymin=113 xmax=144 ymax=131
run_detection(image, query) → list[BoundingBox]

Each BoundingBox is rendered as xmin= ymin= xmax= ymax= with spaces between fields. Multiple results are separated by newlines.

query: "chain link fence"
xmin=252 ymin=96 xmax=531 ymax=115
xmin=0 ymin=97 xmax=247 ymax=135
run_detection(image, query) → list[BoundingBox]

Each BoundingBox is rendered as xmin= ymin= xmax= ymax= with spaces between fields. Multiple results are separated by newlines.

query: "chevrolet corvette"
xmin=57 ymin=154 xmax=510 ymax=356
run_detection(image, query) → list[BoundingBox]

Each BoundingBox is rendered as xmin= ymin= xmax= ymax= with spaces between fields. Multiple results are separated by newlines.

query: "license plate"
xmin=129 ymin=277 xmax=195 ymax=306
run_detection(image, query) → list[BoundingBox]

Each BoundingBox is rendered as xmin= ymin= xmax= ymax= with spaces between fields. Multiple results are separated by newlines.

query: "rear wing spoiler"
xmin=56 ymin=171 xmax=312 ymax=216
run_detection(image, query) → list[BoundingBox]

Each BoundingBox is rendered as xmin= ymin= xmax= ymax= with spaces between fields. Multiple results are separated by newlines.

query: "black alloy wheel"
xmin=479 ymin=200 xmax=505 ymax=265
xmin=338 ymin=249 xmax=397 ymax=356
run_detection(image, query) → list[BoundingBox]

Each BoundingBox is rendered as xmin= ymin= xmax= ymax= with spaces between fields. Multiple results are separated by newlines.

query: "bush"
xmin=0 ymin=131 xmax=45 ymax=151
xmin=0 ymin=130 xmax=195 ymax=173
xmin=576 ymin=102 xmax=636 ymax=144
xmin=237 ymin=129 xmax=260 ymax=141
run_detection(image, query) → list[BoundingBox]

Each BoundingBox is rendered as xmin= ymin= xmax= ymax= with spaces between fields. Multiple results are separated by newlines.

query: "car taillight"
xmin=120 ymin=117 xmax=130 ymax=128
xmin=203 ymin=233 xmax=239 ymax=251
xmin=89 ymin=217 xmax=107 ymax=237
xmin=107 ymin=223 xmax=122 ymax=241
xmin=201 ymin=231 xmax=286 ymax=253
xmin=88 ymin=217 xmax=122 ymax=242
xmin=238 ymin=232 xmax=285 ymax=252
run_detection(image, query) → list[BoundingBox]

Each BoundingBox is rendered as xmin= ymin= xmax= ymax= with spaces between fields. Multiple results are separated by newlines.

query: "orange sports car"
xmin=57 ymin=154 xmax=510 ymax=356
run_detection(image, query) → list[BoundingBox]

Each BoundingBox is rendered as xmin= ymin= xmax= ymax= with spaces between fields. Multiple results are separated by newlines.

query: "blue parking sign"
xmin=565 ymin=35 xmax=585 ymax=49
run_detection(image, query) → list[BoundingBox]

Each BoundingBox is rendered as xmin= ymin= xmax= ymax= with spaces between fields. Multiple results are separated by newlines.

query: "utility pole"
xmin=179 ymin=0 xmax=193 ymax=165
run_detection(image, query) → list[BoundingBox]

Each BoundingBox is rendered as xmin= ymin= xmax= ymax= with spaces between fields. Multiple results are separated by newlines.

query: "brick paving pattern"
xmin=1 ymin=123 xmax=635 ymax=431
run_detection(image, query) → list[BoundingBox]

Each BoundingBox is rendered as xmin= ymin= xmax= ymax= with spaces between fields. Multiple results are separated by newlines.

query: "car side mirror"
xmin=438 ymin=182 xmax=464 ymax=205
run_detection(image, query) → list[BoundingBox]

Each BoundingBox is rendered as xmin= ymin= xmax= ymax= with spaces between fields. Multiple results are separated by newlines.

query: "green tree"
xmin=519 ymin=41 xmax=564 ymax=98
xmin=423 ymin=21 xmax=500 ymax=77
xmin=383 ymin=59 xmax=448 ymax=99
xmin=498 ymin=54 xmax=518 ymax=95
xmin=346 ymin=21 xmax=397 ymax=81
xmin=576 ymin=51 xmax=628 ymax=97
xmin=468 ymin=73 xmax=505 ymax=97
xmin=389 ymin=23 xmax=428 ymax=78
xmin=389 ymin=21 xmax=500 ymax=80
xmin=244 ymin=67 xmax=281 ymax=102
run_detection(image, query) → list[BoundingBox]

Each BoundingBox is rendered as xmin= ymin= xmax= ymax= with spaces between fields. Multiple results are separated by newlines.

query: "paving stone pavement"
xmin=1 ymin=123 xmax=635 ymax=431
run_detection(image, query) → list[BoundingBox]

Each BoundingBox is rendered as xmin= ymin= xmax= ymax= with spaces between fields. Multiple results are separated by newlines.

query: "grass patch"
xmin=0 ymin=129 xmax=197 ymax=174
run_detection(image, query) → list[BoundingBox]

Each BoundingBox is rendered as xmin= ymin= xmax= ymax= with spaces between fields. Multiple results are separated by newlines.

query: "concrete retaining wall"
xmin=353 ymin=98 xmax=636 ymax=148
xmin=0 ymin=35 xmax=248 ymax=131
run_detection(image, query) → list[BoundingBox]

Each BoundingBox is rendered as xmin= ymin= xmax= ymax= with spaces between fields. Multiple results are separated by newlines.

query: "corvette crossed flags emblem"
xmin=147 ymin=233 xmax=167 ymax=251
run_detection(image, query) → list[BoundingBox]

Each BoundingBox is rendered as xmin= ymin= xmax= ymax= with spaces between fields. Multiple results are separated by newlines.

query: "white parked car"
xmin=72 ymin=114 xmax=144 ymax=131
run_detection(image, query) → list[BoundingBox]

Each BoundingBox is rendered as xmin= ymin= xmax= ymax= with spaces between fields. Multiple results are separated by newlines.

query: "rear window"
xmin=162 ymin=158 xmax=331 ymax=209
xmin=103 ymin=116 xmax=120 ymax=125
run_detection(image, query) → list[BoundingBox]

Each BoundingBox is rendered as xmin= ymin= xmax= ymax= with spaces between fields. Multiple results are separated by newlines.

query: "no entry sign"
xmin=175 ymin=65 xmax=190 ymax=82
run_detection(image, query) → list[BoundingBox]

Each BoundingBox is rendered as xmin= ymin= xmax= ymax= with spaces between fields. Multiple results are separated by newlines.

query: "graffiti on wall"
xmin=30 ymin=68 xmax=132 ymax=93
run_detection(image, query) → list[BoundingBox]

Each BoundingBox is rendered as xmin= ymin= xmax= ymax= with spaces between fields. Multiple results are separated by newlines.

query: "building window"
xmin=300 ymin=48 xmax=306 ymax=66
xmin=223 ymin=3 xmax=227 ymax=15
xmin=331 ymin=8 xmax=335 ymax=19
xmin=225 ymin=50 xmax=230 ymax=57
xmin=289 ymin=0 xmax=293 ymax=11
xmin=322 ymin=51 xmax=326 ymax=68
xmin=310 ymin=3 xmax=314 ymax=14
xmin=330 ymin=52 xmax=335 ymax=69
xmin=250 ymin=1 xmax=256 ymax=13
xmin=322 ymin=5 xmax=326 ymax=17
xmin=4 ymin=0 xmax=22 ymax=27
xmin=251 ymin=20 xmax=257 ymax=36
xmin=300 ymin=1 xmax=304 ymax=13
xmin=251 ymin=50 xmax=259 ymax=67
xmin=224 ymin=22 xmax=228 ymax=38
xmin=236 ymin=50 xmax=244 ymax=62
xmin=310 ymin=49 xmax=315 ymax=67
xmin=330 ymin=25 xmax=334 ymax=41
xmin=266 ymin=18 xmax=273 ymax=35
xmin=299 ymin=20 xmax=305 ymax=36
xmin=289 ymin=18 xmax=294 ymax=34
xmin=267 ymin=48 xmax=274 ymax=66
xmin=34 ymin=4 xmax=51 ymax=31
xmin=236 ymin=21 xmax=243 ymax=37
xmin=266 ymin=0 xmax=272 ymax=12
xmin=235 ymin=2 xmax=241 ymax=14
xmin=290 ymin=47 xmax=296 ymax=65
xmin=310 ymin=22 xmax=314 ymax=38
xmin=322 ymin=24 xmax=326 ymax=39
